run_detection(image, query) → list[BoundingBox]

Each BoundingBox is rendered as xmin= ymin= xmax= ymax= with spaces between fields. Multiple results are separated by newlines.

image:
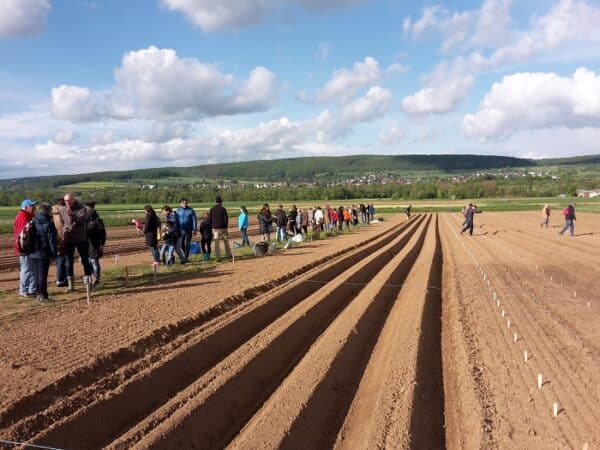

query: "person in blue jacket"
xmin=238 ymin=206 xmax=250 ymax=246
xmin=176 ymin=198 xmax=197 ymax=260
xmin=30 ymin=203 xmax=57 ymax=302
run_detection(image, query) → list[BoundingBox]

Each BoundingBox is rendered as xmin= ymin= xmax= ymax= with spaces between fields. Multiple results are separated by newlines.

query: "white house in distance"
xmin=577 ymin=189 xmax=600 ymax=198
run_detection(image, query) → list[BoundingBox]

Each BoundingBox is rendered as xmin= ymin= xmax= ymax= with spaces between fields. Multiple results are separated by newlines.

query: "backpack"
xmin=18 ymin=219 xmax=37 ymax=254
xmin=563 ymin=207 xmax=569 ymax=217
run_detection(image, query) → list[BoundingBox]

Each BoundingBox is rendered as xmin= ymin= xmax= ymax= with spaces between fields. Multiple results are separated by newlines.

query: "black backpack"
xmin=18 ymin=219 xmax=37 ymax=254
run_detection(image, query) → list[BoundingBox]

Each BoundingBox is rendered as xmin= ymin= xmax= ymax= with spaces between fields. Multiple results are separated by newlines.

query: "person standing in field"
xmin=30 ymin=203 xmax=57 ymax=302
xmin=258 ymin=203 xmax=274 ymax=242
xmin=60 ymin=193 xmax=93 ymax=291
xmin=238 ymin=206 xmax=250 ymax=246
xmin=176 ymin=198 xmax=197 ymax=260
xmin=298 ymin=207 xmax=308 ymax=235
xmin=314 ymin=206 xmax=324 ymax=233
xmin=160 ymin=205 xmax=186 ymax=265
xmin=209 ymin=196 xmax=231 ymax=261
xmin=460 ymin=203 xmax=481 ymax=236
xmin=143 ymin=205 xmax=161 ymax=267
xmin=86 ymin=202 xmax=106 ymax=287
xmin=558 ymin=203 xmax=576 ymax=236
xmin=199 ymin=212 xmax=213 ymax=261
xmin=52 ymin=199 xmax=67 ymax=287
xmin=288 ymin=205 xmax=298 ymax=236
xmin=540 ymin=204 xmax=551 ymax=228
xmin=14 ymin=198 xmax=38 ymax=298
xmin=275 ymin=205 xmax=288 ymax=242
xmin=406 ymin=204 xmax=412 ymax=220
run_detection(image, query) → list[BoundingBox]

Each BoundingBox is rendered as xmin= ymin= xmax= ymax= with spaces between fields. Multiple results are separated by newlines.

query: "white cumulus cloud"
xmin=342 ymin=86 xmax=392 ymax=123
xmin=51 ymin=85 xmax=96 ymax=122
xmin=317 ymin=57 xmax=382 ymax=103
xmin=378 ymin=126 xmax=404 ymax=145
xmin=0 ymin=0 xmax=51 ymax=37
xmin=463 ymin=68 xmax=600 ymax=138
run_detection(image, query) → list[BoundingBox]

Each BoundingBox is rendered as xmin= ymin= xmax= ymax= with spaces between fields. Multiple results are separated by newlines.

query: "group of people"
xmin=142 ymin=196 xmax=232 ymax=267
xmin=459 ymin=202 xmax=578 ymax=237
xmin=256 ymin=203 xmax=375 ymax=242
xmin=540 ymin=203 xmax=577 ymax=236
xmin=13 ymin=193 xmax=106 ymax=302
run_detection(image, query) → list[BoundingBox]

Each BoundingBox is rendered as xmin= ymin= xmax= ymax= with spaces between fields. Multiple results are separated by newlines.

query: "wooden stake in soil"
xmin=513 ymin=332 xmax=517 ymax=342
xmin=538 ymin=374 xmax=543 ymax=389
xmin=501 ymin=309 xmax=505 ymax=318
xmin=85 ymin=277 xmax=91 ymax=304
xmin=588 ymin=302 xmax=591 ymax=307
xmin=524 ymin=350 xmax=528 ymax=362
xmin=152 ymin=263 xmax=158 ymax=282
xmin=553 ymin=402 xmax=558 ymax=418
xmin=125 ymin=265 xmax=129 ymax=282
xmin=114 ymin=254 xmax=120 ymax=266
xmin=497 ymin=299 xmax=500 ymax=308
xmin=507 ymin=320 xmax=511 ymax=329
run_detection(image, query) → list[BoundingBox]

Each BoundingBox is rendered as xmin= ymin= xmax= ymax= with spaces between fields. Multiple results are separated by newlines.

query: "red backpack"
xmin=562 ymin=207 xmax=569 ymax=216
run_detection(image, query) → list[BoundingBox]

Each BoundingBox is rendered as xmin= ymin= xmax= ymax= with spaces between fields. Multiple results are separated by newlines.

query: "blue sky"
xmin=0 ymin=0 xmax=599 ymax=178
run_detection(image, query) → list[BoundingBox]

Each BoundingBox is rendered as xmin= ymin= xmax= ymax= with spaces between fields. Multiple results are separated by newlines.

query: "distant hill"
xmin=1 ymin=153 xmax=598 ymax=188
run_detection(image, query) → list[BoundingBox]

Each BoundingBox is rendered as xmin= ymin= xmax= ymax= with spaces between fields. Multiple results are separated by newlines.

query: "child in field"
xmin=132 ymin=218 xmax=144 ymax=236
xmin=199 ymin=212 xmax=213 ymax=261
xmin=540 ymin=204 xmax=550 ymax=228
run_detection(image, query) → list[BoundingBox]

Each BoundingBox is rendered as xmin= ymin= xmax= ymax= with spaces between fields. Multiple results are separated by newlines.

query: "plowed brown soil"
xmin=0 ymin=211 xmax=598 ymax=449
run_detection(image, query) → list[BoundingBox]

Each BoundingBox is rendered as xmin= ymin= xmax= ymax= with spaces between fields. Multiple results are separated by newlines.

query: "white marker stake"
xmin=550 ymin=276 xmax=553 ymax=281
xmin=497 ymin=299 xmax=500 ymax=308
xmin=587 ymin=302 xmax=591 ymax=307
xmin=114 ymin=254 xmax=120 ymax=266
xmin=493 ymin=292 xmax=497 ymax=301
xmin=524 ymin=350 xmax=528 ymax=362
xmin=574 ymin=291 xmax=577 ymax=298
xmin=513 ymin=332 xmax=517 ymax=342
xmin=501 ymin=309 xmax=505 ymax=318
xmin=553 ymin=402 xmax=558 ymax=418
xmin=507 ymin=320 xmax=511 ymax=329
xmin=538 ymin=374 xmax=543 ymax=389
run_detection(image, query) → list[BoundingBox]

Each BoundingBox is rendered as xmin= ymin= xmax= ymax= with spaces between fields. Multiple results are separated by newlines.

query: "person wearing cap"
xmin=14 ymin=198 xmax=38 ymax=298
xmin=30 ymin=203 xmax=57 ymax=302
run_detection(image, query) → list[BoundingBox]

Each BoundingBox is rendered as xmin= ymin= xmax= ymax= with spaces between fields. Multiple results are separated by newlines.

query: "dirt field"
xmin=0 ymin=211 xmax=599 ymax=449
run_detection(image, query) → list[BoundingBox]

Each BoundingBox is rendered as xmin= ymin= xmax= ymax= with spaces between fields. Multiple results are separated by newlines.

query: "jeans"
xmin=240 ymin=227 xmax=250 ymax=246
xmin=19 ymin=254 xmax=36 ymax=295
xmin=540 ymin=217 xmax=549 ymax=227
xmin=160 ymin=243 xmax=175 ymax=265
xmin=212 ymin=229 xmax=231 ymax=259
xmin=276 ymin=226 xmax=287 ymax=242
xmin=201 ymin=238 xmax=212 ymax=255
xmin=65 ymin=241 xmax=92 ymax=277
xmin=175 ymin=235 xmax=187 ymax=263
xmin=559 ymin=219 xmax=574 ymax=236
xmin=32 ymin=258 xmax=50 ymax=297
xmin=181 ymin=231 xmax=193 ymax=259
xmin=55 ymin=253 xmax=67 ymax=285
xmin=149 ymin=246 xmax=160 ymax=263
xmin=89 ymin=258 xmax=101 ymax=281
xmin=461 ymin=221 xmax=474 ymax=235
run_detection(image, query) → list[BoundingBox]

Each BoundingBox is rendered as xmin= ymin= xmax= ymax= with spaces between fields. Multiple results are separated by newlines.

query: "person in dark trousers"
xmin=460 ymin=203 xmax=480 ymax=236
xmin=14 ymin=198 xmax=38 ymax=298
xmin=559 ymin=203 xmax=576 ymax=236
xmin=288 ymin=205 xmax=298 ymax=236
xmin=199 ymin=212 xmax=213 ymax=261
xmin=406 ymin=205 xmax=412 ymax=220
xmin=176 ymin=198 xmax=197 ymax=260
xmin=160 ymin=205 xmax=186 ymax=264
xmin=30 ymin=203 xmax=57 ymax=302
xmin=85 ymin=202 xmax=106 ymax=287
xmin=208 ymin=196 xmax=231 ymax=260
xmin=258 ymin=204 xmax=274 ymax=241
xmin=59 ymin=193 xmax=92 ymax=291
xmin=143 ymin=205 xmax=161 ymax=266
xmin=52 ymin=199 xmax=67 ymax=287
xmin=238 ymin=206 xmax=250 ymax=246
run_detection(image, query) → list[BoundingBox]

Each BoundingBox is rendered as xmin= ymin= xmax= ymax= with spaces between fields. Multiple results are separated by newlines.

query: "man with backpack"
xmin=14 ymin=198 xmax=38 ymax=298
xmin=559 ymin=203 xmax=576 ymax=236
xmin=59 ymin=193 xmax=93 ymax=292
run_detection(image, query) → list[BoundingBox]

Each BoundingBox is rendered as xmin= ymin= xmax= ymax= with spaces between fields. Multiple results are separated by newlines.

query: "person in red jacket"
xmin=14 ymin=198 xmax=38 ymax=298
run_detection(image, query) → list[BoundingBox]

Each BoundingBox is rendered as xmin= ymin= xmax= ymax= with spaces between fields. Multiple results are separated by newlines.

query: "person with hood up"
xmin=30 ymin=203 xmax=57 ymax=301
xmin=143 ymin=205 xmax=161 ymax=267
xmin=86 ymin=202 xmax=106 ymax=286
